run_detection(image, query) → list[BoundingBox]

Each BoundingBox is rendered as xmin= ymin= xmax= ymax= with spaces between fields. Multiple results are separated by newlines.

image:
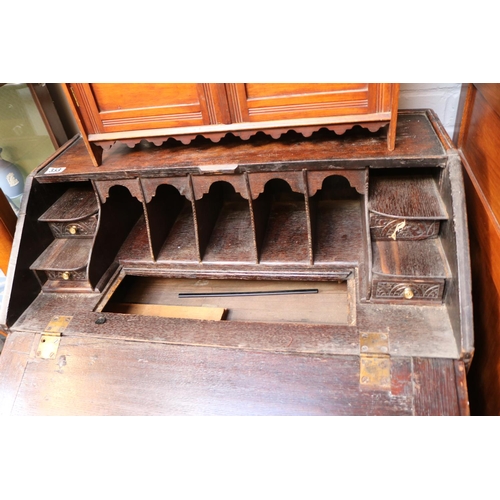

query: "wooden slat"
xmin=369 ymin=175 xmax=447 ymax=219
xmin=1 ymin=333 xmax=464 ymax=416
xmin=0 ymin=332 xmax=33 ymax=416
xmin=39 ymin=186 xmax=97 ymax=222
xmin=7 ymin=336 xmax=417 ymax=416
xmin=108 ymin=303 xmax=226 ymax=321
xmin=412 ymin=358 xmax=462 ymax=415
xmin=29 ymin=238 xmax=93 ymax=272
xmin=372 ymin=239 xmax=449 ymax=278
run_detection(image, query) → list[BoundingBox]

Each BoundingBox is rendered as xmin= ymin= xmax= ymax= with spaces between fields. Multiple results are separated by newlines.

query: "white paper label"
xmin=45 ymin=167 xmax=66 ymax=174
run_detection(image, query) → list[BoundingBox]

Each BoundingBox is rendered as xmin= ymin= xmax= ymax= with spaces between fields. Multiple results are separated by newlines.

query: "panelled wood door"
xmin=225 ymin=83 xmax=393 ymax=123
xmin=69 ymin=83 xmax=232 ymax=134
xmin=64 ymin=83 xmax=399 ymax=166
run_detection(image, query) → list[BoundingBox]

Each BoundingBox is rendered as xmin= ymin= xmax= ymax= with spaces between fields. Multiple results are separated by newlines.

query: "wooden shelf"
xmin=30 ymin=238 xmax=93 ymax=273
xmin=39 ymin=186 xmax=97 ymax=223
xmin=372 ymin=239 xmax=450 ymax=278
xmin=370 ymin=174 xmax=447 ymax=219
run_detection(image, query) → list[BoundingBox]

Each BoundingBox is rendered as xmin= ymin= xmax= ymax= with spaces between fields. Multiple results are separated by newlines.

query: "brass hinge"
xmin=36 ymin=316 xmax=72 ymax=359
xmin=359 ymin=331 xmax=391 ymax=390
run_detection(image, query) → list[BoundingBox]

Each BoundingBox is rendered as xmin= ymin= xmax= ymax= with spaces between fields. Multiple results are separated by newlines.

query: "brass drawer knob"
xmin=403 ymin=287 xmax=414 ymax=300
xmin=61 ymin=271 xmax=71 ymax=280
xmin=68 ymin=225 xmax=78 ymax=235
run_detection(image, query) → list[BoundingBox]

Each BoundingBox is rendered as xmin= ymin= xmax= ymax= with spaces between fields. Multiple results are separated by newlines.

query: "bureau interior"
xmin=102 ymin=276 xmax=351 ymax=325
xmin=113 ymin=172 xmax=365 ymax=267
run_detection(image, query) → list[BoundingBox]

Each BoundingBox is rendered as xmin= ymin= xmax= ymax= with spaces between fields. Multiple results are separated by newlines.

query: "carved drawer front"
xmin=45 ymin=269 xmax=88 ymax=282
xmin=38 ymin=186 xmax=99 ymax=238
xmin=31 ymin=183 xmax=96 ymax=293
xmin=370 ymin=239 xmax=450 ymax=304
xmin=372 ymin=279 xmax=445 ymax=302
xmin=369 ymin=214 xmax=440 ymax=241
xmin=29 ymin=238 xmax=94 ymax=291
xmin=369 ymin=174 xmax=448 ymax=241
xmin=48 ymin=216 xmax=98 ymax=238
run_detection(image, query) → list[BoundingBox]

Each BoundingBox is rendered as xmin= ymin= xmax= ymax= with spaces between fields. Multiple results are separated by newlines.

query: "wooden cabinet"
xmin=63 ymin=83 xmax=399 ymax=166
xmin=0 ymin=110 xmax=473 ymax=415
xmin=458 ymin=83 xmax=500 ymax=414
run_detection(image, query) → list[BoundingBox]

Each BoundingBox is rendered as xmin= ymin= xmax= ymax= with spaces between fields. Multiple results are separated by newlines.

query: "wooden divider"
xmin=93 ymin=170 xmax=367 ymax=271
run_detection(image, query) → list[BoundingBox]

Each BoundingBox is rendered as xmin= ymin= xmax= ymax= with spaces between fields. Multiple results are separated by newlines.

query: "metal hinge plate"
xmin=36 ymin=316 xmax=72 ymax=359
xmin=359 ymin=332 xmax=391 ymax=390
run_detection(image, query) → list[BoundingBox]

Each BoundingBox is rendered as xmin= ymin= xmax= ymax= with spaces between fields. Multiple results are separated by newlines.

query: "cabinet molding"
xmin=63 ymin=83 xmax=399 ymax=167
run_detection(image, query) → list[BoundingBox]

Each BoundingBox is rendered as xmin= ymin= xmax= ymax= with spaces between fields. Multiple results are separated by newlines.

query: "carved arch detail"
xmin=191 ymin=174 xmax=250 ymax=201
xmin=307 ymin=169 xmax=367 ymax=197
xmin=94 ymin=178 xmax=145 ymax=204
xmin=141 ymin=177 xmax=192 ymax=203
xmin=248 ymin=171 xmax=306 ymax=200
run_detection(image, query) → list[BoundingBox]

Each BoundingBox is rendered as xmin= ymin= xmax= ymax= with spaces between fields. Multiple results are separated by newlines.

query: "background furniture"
xmin=458 ymin=83 xmax=500 ymax=415
xmin=63 ymin=83 xmax=399 ymax=166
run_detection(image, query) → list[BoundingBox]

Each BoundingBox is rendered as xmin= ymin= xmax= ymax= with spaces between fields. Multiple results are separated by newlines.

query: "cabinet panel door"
xmin=68 ymin=83 xmax=230 ymax=134
xmin=225 ymin=83 xmax=393 ymax=123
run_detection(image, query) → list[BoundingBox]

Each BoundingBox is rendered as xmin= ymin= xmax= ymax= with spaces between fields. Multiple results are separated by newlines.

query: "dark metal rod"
xmin=178 ymin=288 xmax=319 ymax=298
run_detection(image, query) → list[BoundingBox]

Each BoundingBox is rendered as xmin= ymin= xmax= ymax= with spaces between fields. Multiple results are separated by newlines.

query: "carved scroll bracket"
xmin=248 ymin=171 xmax=306 ymax=200
xmin=191 ymin=174 xmax=250 ymax=201
xmin=94 ymin=178 xmax=145 ymax=204
xmin=141 ymin=177 xmax=193 ymax=204
xmin=307 ymin=169 xmax=368 ymax=196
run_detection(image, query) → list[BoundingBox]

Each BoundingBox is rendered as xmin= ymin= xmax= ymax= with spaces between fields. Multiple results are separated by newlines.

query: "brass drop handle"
xmin=61 ymin=271 xmax=71 ymax=280
xmin=403 ymin=287 xmax=414 ymax=300
xmin=68 ymin=225 xmax=78 ymax=235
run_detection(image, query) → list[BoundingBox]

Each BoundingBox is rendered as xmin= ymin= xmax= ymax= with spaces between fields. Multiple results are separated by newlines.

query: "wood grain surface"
xmin=63 ymin=83 xmax=398 ymax=165
xmin=369 ymin=174 xmax=447 ymax=219
xmin=458 ymin=84 xmax=500 ymax=414
xmin=39 ymin=185 xmax=98 ymax=222
xmin=0 ymin=331 xmax=466 ymax=416
xmin=35 ymin=112 xmax=446 ymax=183
xmin=104 ymin=277 xmax=349 ymax=325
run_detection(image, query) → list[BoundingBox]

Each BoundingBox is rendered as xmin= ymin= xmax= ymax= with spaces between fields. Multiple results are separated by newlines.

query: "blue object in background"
xmin=0 ymin=147 xmax=24 ymax=210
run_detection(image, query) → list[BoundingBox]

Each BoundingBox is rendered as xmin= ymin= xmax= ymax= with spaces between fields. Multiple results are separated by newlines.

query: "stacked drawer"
xmin=368 ymin=173 xmax=450 ymax=302
xmin=29 ymin=186 xmax=98 ymax=291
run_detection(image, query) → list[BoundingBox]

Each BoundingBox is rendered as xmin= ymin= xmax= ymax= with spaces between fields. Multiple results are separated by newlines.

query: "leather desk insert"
xmin=0 ymin=110 xmax=473 ymax=415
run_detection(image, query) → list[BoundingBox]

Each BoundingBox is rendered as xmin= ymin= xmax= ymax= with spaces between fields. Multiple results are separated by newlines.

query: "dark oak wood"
xmin=0 ymin=110 xmax=473 ymax=416
xmin=35 ymin=111 xmax=445 ymax=183
xmin=39 ymin=186 xmax=97 ymax=223
xmin=412 ymin=358 xmax=469 ymax=416
xmin=0 ymin=332 xmax=34 ymax=416
xmin=369 ymin=174 xmax=447 ymax=219
xmin=0 ymin=331 xmax=466 ymax=416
